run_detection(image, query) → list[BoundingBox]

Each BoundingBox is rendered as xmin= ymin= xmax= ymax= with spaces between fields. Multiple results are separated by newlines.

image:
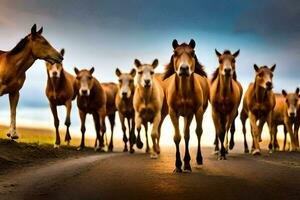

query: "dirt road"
xmin=0 ymin=143 xmax=299 ymax=200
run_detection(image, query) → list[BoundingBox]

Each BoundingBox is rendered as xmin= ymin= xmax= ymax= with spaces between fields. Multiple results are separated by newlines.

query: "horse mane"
xmin=163 ymin=54 xmax=207 ymax=80
xmin=9 ymin=37 xmax=28 ymax=55
xmin=210 ymin=67 xmax=237 ymax=83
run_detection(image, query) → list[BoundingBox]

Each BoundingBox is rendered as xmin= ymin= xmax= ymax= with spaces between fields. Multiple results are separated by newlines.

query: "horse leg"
xmin=213 ymin=134 xmax=219 ymax=154
xmin=144 ymin=122 xmax=150 ymax=153
xmin=170 ymin=110 xmax=182 ymax=172
xmin=258 ymin=118 xmax=266 ymax=143
xmin=229 ymin=116 xmax=237 ymax=150
xmin=182 ymin=115 xmax=193 ymax=171
xmin=64 ymin=100 xmax=72 ymax=145
xmin=129 ymin=117 xmax=136 ymax=153
xmin=150 ymin=112 xmax=161 ymax=158
xmin=266 ymin=113 xmax=275 ymax=153
xmin=119 ymin=113 xmax=128 ymax=152
xmin=135 ymin=112 xmax=143 ymax=149
xmin=156 ymin=113 xmax=166 ymax=155
xmin=50 ymin=103 xmax=60 ymax=148
xmin=92 ymin=112 xmax=101 ymax=151
xmin=283 ymin=125 xmax=287 ymax=151
xmin=78 ymin=110 xmax=86 ymax=150
xmin=7 ymin=92 xmax=20 ymax=139
xmin=294 ymin=121 xmax=299 ymax=147
xmin=273 ymin=125 xmax=280 ymax=151
xmin=108 ymin=113 xmax=116 ymax=152
xmin=99 ymin=107 xmax=106 ymax=151
xmin=240 ymin=109 xmax=249 ymax=153
xmin=195 ymin=109 xmax=204 ymax=165
xmin=249 ymin=112 xmax=260 ymax=155
xmin=284 ymin=120 xmax=297 ymax=151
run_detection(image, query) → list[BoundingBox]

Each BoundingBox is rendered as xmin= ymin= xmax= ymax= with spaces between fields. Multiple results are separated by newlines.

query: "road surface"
xmin=0 ymin=145 xmax=299 ymax=200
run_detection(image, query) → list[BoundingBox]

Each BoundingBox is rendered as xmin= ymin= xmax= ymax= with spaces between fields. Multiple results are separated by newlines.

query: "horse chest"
xmin=173 ymin=98 xmax=195 ymax=116
xmin=214 ymin=97 xmax=234 ymax=114
xmin=0 ymin=75 xmax=25 ymax=95
xmin=251 ymin=103 xmax=271 ymax=118
xmin=140 ymin=106 xmax=155 ymax=122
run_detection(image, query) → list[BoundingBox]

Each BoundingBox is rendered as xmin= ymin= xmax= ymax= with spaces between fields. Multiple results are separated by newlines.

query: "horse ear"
xmin=189 ymin=39 xmax=196 ymax=49
xmin=90 ymin=67 xmax=95 ymax=74
xmin=152 ymin=59 xmax=159 ymax=69
xmin=130 ymin=68 xmax=136 ymax=77
xmin=115 ymin=68 xmax=121 ymax=77
xmin=295 ymin=87 xmax=299 ymax=95
xmin=233 ymin=49 xmax=240 ymax=58
xmin=134 ymin=59 xmax=142 ymax=68
xmin=74 ymin=67 xmax=79 ymax=75
xmin=60 ymin=49 xmax=65 ymax=56
xmin=270 ymin=64 xmax=276 ymax=72
xmin=282 ymin=90 xmax=287 ymax=97
xmin=31 ymin=24 xmax=37 ymax=34
xmin=172 ymin=39 xmax=179 ymax=49
xmin=37 ymin=27 xmax=43 ymax=34
xmin=215 ymin=49 xmax=221 ymax=57
xmin=254 ymin=64 xmax=259 ymax=72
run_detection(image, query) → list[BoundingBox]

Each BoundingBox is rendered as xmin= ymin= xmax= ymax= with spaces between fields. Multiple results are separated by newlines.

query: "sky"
xmin=0 ymin=0 xmax=299 ymax=144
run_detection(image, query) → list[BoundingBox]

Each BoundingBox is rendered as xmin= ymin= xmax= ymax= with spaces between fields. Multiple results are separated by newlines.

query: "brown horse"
xmin=210 ymin=49 xmax=242 ymax=159
xmin=115 ymin=68 xmax=136 ymax=153
xmin=272 ymin=88 xmax=299 ymax=151
xmin=240 ymin=64 xmax=276 ymax=155
xmin=74 ymin=67 xmax=106 ymax=151
xmin=295 ymin=96 xmax=300 ymax=146
xmin=0 ymin=24 xmax=63 ymax=139
xmin=101 ymin=82 xmax=118 ymax=151
xmin=45 ymin=49 xmax=76 ymax=148
xmin=133 ymin=59 xmax=166 ymax=158
xmin=163 ymin=39 xmax=209 ymax=172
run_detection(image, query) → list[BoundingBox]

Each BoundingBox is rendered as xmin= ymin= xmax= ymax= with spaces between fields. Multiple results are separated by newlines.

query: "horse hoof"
xmin=173 ymin=168 xmax=182 ymax=173
xmin=150 ymin=153 xmax=158 ymax=159
xmin=11 ymin=135 xmax=19 ymax=140
xmin=6 ymin=133 xmax=11 ymax=137
xmin=77 ymin=147 xmax=83 ymax=151
xmin=244 ymin=149 xmax=249 ymax=154
xmin=123 ymin=148 xmax=128 ymax=152
xmin=136 ymin=141 xmax=143 ymax=149
xmin=183 ymin=165 xmax=192 ymax=173
xmin=66 ymin=141 xmax=70 ymax=146
xmin=54 ymin=144 xmax=60 ymax=149
xmin=195 ymin=164 xmax=203 ymax=169
xmin=225 ymin=150 xmax=229 ymax=154
xmin=229 ymin=142 xmax=235 ymax=150
xmin=268 ymin=150 xmax=273 ymax=154
xmin=218 ymin=155 xmax=226 ymax=160
xmin=98 ymin=147 xmax=106 ymax=153
xmin=212 ymin=150 xmax=219 ymax=155
xmin=129 ymin=148 xmax=135 ymax=154
xmin=108 ymin=145 xmax=113 ymax=152
xmin=252 ymin=149 xmax=261 ymax=155
xmin=145 ymin=147 xmax=150 ymax=153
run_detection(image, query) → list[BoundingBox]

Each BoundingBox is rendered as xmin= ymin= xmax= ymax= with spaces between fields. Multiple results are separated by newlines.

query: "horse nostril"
xmin=225 ymin=68 xmax=231 ymax=74
xmin=266 ymin=81 xmax=272 ymax=88
xmin=145 ymin=79 xmax=150 ymax=85
xmin=82 ymin=90 xmax=88 ymax=95
xmin=179 ymin=65 xmax=189 ymax=75
xmin=52 ymin=71 xmax=58 ymax=77
xmin=122 ymin=92 xmax=127 ymax=97
xmin=290 ymin=112 xmax=295 ymax=117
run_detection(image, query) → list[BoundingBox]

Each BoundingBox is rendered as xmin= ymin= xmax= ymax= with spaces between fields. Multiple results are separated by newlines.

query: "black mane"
xmin=9 ymin=37 xmax=28 ymax=55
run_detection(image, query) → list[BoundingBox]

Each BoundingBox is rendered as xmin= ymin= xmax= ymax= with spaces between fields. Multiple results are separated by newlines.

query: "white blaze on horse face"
xmin=222 ymin=59 xmax=232 ymax=76
xmin=120 ymin=78 xmax=131 ymax=98
xmin=79 ymin=77 xmax=90 ymax=96
xmin=140 ymin=66 xmax=153 ymax=88
xmin=49 ymin=64 xmax=62 ymax=78
xmin=287 ymin=98 xmax=298 ymax=117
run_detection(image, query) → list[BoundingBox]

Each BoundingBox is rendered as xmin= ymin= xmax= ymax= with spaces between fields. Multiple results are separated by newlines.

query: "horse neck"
xmin=138 ymin=84 xmax=153 ymax=105
xmin=254 ymin=82 xmax=268 ymax=102
xmin=176 ymin=74 xmax=193 ymax=98
xmin=47 ymin=69 xmax=66 ymax=91
xmin=8 ymin=44 xmax=36 ymax=75
xmin=218 ymin=73 xmax=232 ymax=97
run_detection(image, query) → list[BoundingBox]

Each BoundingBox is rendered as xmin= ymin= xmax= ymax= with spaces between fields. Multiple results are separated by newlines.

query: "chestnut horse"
xmin=45 ymin=49 xmax=76 ymax=148
xmin=163 ymin=39 xmax=209 ymax=172
xmin=115 ymin=68 xmax=136 ymax=153
xmin=272 ymin=88 xmax=299 ymax=151
xmin=240 ymin=64 xmax=276 ymax=155
xmin=101 ymin=82 xmax=118 ymax=151
xmin=133 ymin=59 xmax=166 ymax=158
xmin=0 ymin=24 xmax=63 ymax=139
xmin=74 ymin=67 xmax=106 ymax=151
xmin=210 ymin=49 xmax=242 ymax=159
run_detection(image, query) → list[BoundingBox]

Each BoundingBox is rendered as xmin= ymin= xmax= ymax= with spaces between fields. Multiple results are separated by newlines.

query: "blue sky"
xmin=0 ymin=0 xmax=299 ymax=143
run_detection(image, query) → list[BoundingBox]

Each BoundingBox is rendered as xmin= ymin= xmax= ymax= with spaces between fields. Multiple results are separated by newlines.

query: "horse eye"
xmin=259 ymin=73 xmax=263 ymax=77
xmin=150 ymin=71 xmax=154 ymax=75
xmin=219 ymin=59 xmax=223 ymax=64
xmin=129 ymin=79 xmax=133 ymax=83
xmin=119 ymin=79 xmax=122 ymax=83
xmin=232 ymin=59 xmax=236 ymax=63
xmin=191 ymin=51 xmax=195 ymax=57
xmin=138 ymin=71 xmax=143 ymax=74
xmin=88 ymin=76 xmax=92 ymax=80
xmin=173 ymin=51 xmax=178 ymax=56
xmin=270 ymin=74 xmax=273 ymax=78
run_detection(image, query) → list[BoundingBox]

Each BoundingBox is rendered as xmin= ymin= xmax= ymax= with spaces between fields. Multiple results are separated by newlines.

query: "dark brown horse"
xmin=0 ymin=24 xmax=63 ymax=139
xmin=74 ymin=67 xmax=106 ymax=151
xmin=45 ymin=49 xmax=76 ymax=148
xmin=163 ymin=39 xmax=209 ymax=172
xmin=115 ymin=68 xmax=136 ymax=153
xmin=210 ymin=49 xmax=242 ymax=159
xmin=240 ymin=64 xmax=276 ymax=155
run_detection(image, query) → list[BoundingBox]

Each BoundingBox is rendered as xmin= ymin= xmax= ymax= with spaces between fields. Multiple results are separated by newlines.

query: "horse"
xmin=74 ymin=67 xmax=106 ymax=151
xmin=240 ymin=64 xmax=276 ymax=155
xmin=272 ymin=88 xmax=299 ymax=151
xmin=45 ymin=49 xmax=76 ymax=148
xmin=210 ymin=49 xmax=242 ymax=159
xmin=163 ymin=39 xmax=209 ymax=172
xmin=0 ymin=24 xmax=63 ymax=139
xmin=115 ymin=68 xmax=137 ymax=153
xmin=133 ymin=59 xmax=166 ymax=158
xmin=101 ymin=82 xmax=118 ymax=151
xmin=295 ymin=95 xmax=300 ymax=146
